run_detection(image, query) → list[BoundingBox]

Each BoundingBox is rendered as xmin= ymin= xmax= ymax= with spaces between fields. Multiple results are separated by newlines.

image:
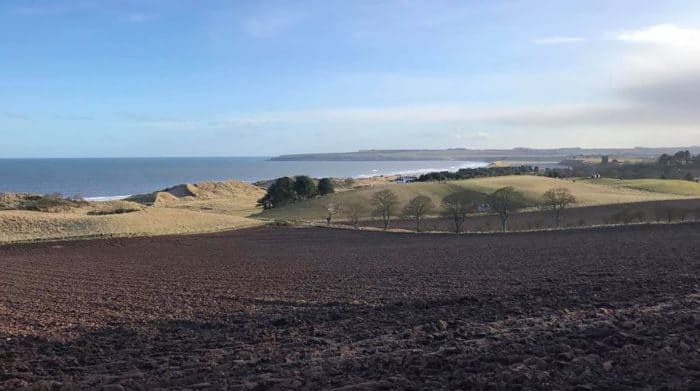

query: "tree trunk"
xmin=415 ymin=217 xmax=421 ymax=232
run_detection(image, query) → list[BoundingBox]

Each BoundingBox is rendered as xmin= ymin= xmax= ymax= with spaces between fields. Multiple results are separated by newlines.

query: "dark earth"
xmin=1 ymin=223 xmax=699 ymax=390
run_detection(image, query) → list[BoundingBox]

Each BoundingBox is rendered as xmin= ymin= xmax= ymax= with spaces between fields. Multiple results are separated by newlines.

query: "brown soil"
xmin=1 ymin=225 xmax=699 ymax=389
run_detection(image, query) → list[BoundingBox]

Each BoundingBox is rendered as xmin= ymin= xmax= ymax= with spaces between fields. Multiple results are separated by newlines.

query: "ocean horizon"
xmin=0 ymin=157 xmax=489 ymax=199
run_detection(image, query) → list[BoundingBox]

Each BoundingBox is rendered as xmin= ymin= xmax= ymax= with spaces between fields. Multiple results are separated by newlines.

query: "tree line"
xmin=258 ymin=176 xmax=335 ymax=209
xmin=322 ymin=186 xmax=578 ymax=233
xmin=417 ymin=165 xmax=536 ymax=182
xmin=657 ymin=150 xmax=698 ymax=167
xmin=563 ymin=150 xmax=700 ymax=180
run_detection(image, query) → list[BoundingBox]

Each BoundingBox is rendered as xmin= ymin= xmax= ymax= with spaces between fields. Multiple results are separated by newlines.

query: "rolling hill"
xmin=256 ymin=176 xmax=700 ymax=221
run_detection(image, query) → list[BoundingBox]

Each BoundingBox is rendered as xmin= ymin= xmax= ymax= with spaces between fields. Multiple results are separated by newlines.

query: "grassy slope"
xmin=0 ymin=181 xmax=267 ymax=243
xmin=586 ymin=178 xmax=700 ymax=196
xmin=256 ymin=176 xmax=700 ymax=221
xmin=0 ymin=208 xmax=264 ymax=243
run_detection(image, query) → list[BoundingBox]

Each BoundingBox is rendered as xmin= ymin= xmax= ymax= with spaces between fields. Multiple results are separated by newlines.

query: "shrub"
xmin=87 ymin=208 xmax=140 ymax=216
xmin=317 ymin=178 xmax=335 ymax=195
xmin=293 ymin=176 xmax=318 ymax=200
xmin=257 ymin=177 xmax=297 ymax=209
xmin=268 ymin=219 xmax=295 ymax=227
xmin=20 ymin=193 xmax=88 ymax=212
xmin=610 ymin=209 xmax=646 ymax=224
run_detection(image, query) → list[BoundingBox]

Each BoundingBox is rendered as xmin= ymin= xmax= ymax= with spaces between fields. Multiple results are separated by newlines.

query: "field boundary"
xmin=0 ymin=223 xmax=265 ymax=247
xmin=303 ymin=220 xmax=700 ymax=237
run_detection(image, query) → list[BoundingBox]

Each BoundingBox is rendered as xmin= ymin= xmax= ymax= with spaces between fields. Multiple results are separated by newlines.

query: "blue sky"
xmin=2 ymin=0 xmax=700 ymax=157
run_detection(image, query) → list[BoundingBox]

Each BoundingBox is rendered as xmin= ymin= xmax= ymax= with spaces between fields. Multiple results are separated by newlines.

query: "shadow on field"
xmin=2 ymin=287 xmax=698 ymax=390
xmin=2 ymin=223 xmax=699 ymax=390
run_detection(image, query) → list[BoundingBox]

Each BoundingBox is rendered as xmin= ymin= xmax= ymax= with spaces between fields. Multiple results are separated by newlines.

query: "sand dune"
xmin=0 ymin=180 xmax=266 ymax=243
xmin=128 ymin=180 xmax=265 ymax=207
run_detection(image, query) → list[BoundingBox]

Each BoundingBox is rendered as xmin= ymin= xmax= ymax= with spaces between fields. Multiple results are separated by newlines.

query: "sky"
xmin=2 ymin=0 xmax=700 ymax=157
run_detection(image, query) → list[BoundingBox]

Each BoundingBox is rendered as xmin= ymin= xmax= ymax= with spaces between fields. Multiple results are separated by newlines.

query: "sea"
xmin=0 ymin=157 xmax=489 ymax=200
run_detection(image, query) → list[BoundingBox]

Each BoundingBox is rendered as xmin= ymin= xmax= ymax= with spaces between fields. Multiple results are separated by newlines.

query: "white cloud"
xmin=616 ymin=24 xmax=700 ymax=47
xmin=610 ymin=24 xmax=700 ymax=112
xmin=126 ymin=22 xmax=700 ymax=148
xmin=532 ymin=36 xmax=585 ymax=45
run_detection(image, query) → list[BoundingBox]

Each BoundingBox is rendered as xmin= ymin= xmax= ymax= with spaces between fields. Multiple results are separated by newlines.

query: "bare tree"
xmin=324 ymin=199 xmax=343 ymax=225
xmin=542 ymin=187 xmax=577 ymax=228
xmin=402 ymin=195 xmax=434 ymax=232
xmin=345 ymin=202 xmax=368 ymax=229
xmin=441 ymin=191 xmax=476 ymax=233
xmin=486 ymin=187 xmax=526 ymax=232
xmin=371 ymin=189 xmax=399 ymax=230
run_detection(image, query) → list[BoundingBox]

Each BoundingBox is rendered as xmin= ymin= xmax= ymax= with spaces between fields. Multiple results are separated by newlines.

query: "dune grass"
xmin=0 ymin=180 xmax=267 ymax=243
xmin=0 ymin=208 xmax=264 ymax=243
xmin=256 ymin=175 xmax=699 ymax=221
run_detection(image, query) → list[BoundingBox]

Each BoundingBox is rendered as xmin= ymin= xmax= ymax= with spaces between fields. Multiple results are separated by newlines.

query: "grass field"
xmin=256 ymin=176 xmax=700 ymax=221
xmin=586 ymin=178 xmax=700 ymax=196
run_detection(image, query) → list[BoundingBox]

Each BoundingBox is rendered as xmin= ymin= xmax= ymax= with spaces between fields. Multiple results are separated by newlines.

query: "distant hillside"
xmin=271 ymin=147 xmax=700 ymax=161
xmin=255 ymin=176 xmax=700 ymax=222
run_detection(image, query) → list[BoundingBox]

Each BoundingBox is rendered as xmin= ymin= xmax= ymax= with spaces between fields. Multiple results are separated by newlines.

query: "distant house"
xmin=394 ymin=176 xmax=417 ymax=183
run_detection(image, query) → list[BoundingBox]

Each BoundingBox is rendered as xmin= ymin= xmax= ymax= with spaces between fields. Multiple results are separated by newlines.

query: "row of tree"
xmin=657 ymin=150 xmax=698 ymax=167
xmin=417 ymin=165 xmax=536 ymax=182
xmin=323 ymin=186 xmax=578 ymax=233
xmin=565 ymin=150 xmax=700 ymax=180
xmin=258 ymin=176 xmax=335 ymax=209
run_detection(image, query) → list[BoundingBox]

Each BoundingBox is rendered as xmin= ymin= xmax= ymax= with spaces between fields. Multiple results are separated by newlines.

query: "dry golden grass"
xmin=0 ymin=208 xmax=263 ymax=243
xmin=0 ymin=180 xmax=266 ymax=243
xmin=586 ymin=178 xmax=700 ymax=197
xmin=455 ymin=176 xmax=690 ymax=205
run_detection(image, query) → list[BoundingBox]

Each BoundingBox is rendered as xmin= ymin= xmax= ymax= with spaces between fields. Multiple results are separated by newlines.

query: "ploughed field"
xmin=1 ymin=225 xmax=699 ymax=389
